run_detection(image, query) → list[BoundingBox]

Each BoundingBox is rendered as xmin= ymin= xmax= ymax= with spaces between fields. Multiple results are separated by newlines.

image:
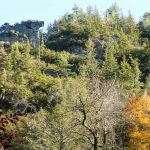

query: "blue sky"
xmin=0 ymin=0 xmax=150 ymax=28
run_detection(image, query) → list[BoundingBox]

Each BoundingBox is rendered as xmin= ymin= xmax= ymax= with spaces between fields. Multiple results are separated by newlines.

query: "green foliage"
xmin=123 ymin=12 xmax=139 ymax=44
xmin=55 ymin=51 xmax=73 ymax=76
xmin=46 ymin=6 xmax=105 ymax=53
xmin=0 ymin=42 xmax=62 ymax=112
xmin=102 ymin=40 xmax=119 ymax=79
xmin=119 ymin=49 xmax=150 ymax=82
xmin=106 ymin=3 xmax=123 ymax=30
xmin=1 ymin=3 xmax=150 ymax=150
xmin=146 ymin=75 xmax=150 ymax=91
xmin=119 ymin=57 xmax=142 ymax=93
xmin=118 ymin=30 xmax=133 ymax=54
xmin=80 ymin=39 xmax=101 ymax=78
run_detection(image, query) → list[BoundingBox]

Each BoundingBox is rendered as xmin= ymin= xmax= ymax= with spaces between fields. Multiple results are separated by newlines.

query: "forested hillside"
xmin=1 ymin=4 xmax=150 ymax=150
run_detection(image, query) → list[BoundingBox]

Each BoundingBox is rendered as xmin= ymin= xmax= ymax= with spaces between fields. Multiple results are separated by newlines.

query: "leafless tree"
xmin=72 ymin=78 xmax=123 ymax=150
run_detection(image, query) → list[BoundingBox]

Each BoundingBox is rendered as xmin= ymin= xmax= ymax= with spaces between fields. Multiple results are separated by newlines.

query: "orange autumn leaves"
xmin=125 ymin=91 xmax=150 ymax=149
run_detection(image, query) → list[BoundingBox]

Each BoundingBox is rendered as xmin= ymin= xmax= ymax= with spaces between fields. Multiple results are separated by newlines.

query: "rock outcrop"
xmin=0 ymin=20 xmax=44 ymax=47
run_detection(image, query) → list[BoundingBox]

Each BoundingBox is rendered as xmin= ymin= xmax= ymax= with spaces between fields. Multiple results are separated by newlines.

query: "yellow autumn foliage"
xmin=125 ymin=91 xmax=150 ymax=150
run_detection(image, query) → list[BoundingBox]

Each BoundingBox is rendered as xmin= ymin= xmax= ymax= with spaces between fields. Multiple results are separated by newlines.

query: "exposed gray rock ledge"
xmin=0 ymin=20 xmax=44 ymax=47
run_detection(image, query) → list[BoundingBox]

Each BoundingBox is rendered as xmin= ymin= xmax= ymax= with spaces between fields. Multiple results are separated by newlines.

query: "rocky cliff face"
xmin=0 ymin=20 xmax=44 ymax=47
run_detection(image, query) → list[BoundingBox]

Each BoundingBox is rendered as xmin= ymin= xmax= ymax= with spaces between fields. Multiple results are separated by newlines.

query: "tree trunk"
xmin=103 ymin=129 xmax=107 ymax=149
xmin=103 ymin=129 xmax=106 ymax=145
xmin=59 ymin=141 xmax=65 ymax=150
xmin=93 ymin=134 xmax=98 ymax=150
xmin=59 ymin=134 xmax=65 ymax=150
